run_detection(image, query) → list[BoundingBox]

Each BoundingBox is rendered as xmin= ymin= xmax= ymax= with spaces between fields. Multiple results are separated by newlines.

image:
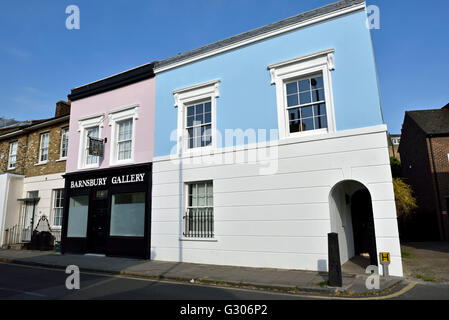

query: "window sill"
xmin=51 ymin=226 xmax=62 ymax=230
xmin=182 ymin=146 xmax=216 ymax=157
xmin=109 ymin=159 xmax=135 ymax=167
xmin=179 ymin=237 xmax=217 ymax=242
xmin=7 ymin=167 xmax=16 ymax=171
xmin=79 ymin=163 xmax=100 ymax=170
xmin=56 ymin=158 xmax=67 ymax=162
xmin=34 ymin=161 xmax=48 ymax=166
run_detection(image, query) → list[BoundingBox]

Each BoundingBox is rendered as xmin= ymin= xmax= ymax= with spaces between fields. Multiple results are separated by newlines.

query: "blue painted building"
xmin=151 ymin=0 xmax=403 ymax=276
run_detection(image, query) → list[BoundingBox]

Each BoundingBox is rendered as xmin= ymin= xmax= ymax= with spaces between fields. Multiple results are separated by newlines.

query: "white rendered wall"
xmin=151 ymin=125 xmax=403 ymax=277
xmin=23 ymin=173 xmax=65 ymax=229
xmin=0 ymin=174 xmax=8 ymax=246
xmin=0 ymin=174 xmax=24 ymax=246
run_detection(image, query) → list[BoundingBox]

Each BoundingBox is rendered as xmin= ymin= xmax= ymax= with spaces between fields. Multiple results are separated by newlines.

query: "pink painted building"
xmin=61 ymin=63 xmax=156 ymax=258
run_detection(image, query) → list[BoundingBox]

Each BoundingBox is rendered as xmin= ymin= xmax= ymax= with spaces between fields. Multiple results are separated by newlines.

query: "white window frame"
xmin=38 ymin=132 xmax=50 ymax=164
xmin=268 ymin=48 xmax=336 ymax=139
xmin=59 ymin=127 xmax=69 ymax=160
xmin=108 ymin=105 xmax=138 ymax=166
xmin=8 ymin=141 xmax=18 ymax=170
xmin=173 ymin=79 xmax=219 ymax=155
xmin=51 ymin=189 xmax=64 ymax=229
xmin=77 ymin=114 xmax=104 ymax=169
xmin=181 ymin=180 xmax=216 ymax=241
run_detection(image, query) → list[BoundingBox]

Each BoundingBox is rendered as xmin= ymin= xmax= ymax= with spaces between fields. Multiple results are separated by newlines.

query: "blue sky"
xmin=0 ymin=0 xmax=448 ymax=134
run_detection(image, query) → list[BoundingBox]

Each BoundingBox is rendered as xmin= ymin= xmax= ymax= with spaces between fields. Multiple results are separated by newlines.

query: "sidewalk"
xmin=0 ymin=249 xmax=402 ymax=297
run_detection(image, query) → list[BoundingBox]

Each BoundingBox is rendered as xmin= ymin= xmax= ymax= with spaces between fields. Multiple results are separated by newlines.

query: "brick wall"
xmin=0 ymin=135 xmax=28 ymax=174
xmin=0 ymin=120 xmax=69 ymax=177
xmin=399 ymin=114 xmax=441 ymax=240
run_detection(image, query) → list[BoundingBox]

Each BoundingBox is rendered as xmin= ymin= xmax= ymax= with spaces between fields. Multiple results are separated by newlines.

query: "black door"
xmin=87 ymin=190 xmax=108 ymax=254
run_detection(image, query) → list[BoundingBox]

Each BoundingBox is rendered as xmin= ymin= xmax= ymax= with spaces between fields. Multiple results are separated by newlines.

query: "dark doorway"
xmin=87 ymin=190 xmax=109 ymax=254
xmin=351 ymin=189 xmax=378 ymax=265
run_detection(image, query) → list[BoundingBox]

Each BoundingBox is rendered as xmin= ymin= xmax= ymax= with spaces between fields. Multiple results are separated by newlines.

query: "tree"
xmin=393 ymin=178 xmax=417 ymax=217
xmin=390 ymin=157 xmax=401 ymax=178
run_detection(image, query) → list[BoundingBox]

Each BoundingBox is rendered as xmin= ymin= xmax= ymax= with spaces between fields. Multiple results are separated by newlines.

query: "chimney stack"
xmin=55 ymin=100 xmax=71 ymax=117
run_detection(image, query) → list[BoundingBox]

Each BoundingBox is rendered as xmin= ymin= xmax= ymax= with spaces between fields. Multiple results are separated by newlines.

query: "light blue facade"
xmin=154 ymin=10 xmax=383 ymax=157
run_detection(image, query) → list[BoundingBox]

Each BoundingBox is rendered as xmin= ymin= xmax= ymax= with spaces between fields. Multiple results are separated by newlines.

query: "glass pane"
xmin=206 ymin=183 xmax=213 ymax=206
xmin=118 ymin=141 xmax=132 ymax=160
xmin=67 ymin=196 xmax=89 ymax=238
xmin=187 ymin=128 xmax=193 ymax=139
xmin=110 ymin=192 xmax=146 ymax=237
xmin=198 ymin=183 xmax=206 ymax=197
xmin=204 ymin=102 xmax=211 ymax=113
xmin=299 ymin=79 xmax=310 ymax=92
xmin=204 ymin=135 xmax=212 ymax=146
xmin=312 ymin=89 xmax=325 ymax=102
xmin=289 ymin=120 xmax=300 ymax=133
xmin=187 ymin=106 xmax=194 ymax=116
xmin=286 ymin=82 xmax=298 ymax=94
xmin=288 ymin=108 xmax=300 ymax=121
xmin=195 ymin=104 xmax=203 ymax=114
xmin=191 ymin=184 xmax=197 ymax=206
xmin=299 ymin=92 xmax=311 ymax=105
xmin=313 ymin=103 xmax=327 ymax=117
xmin=187 ymin=116 xmax=194 ymax=127
xmin=314 ymin=116 xmax=328 ymax=129
xmin=287 ymin=94 xmax=299 ymax=107
xmin=311 ymin=76 xmax=324 ymax=89
xmin=203 ymin=125 xmax=211 ymax=136
xmin=301 ymin=118 xmax=314 ymax=132
xmin=204 ymin=112 xmax=211 ymax=124
xmin=301 ymin=106 xmax=313 ymax=118
xmin=118 ymin=119 xmax=132 ymax=141
xmin=195 ymin=113 xmax=203 ymax=125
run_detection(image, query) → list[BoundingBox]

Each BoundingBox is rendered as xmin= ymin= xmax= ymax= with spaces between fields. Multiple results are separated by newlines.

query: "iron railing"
xmin=183 ymin=208 xmax=214 ymax=238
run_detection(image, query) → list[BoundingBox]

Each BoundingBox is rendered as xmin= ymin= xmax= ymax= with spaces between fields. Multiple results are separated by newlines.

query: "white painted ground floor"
xmin=150 ymin=125 xmax=403 ymax=277
xmin=0 ymin=172 xmax=64 ymax=246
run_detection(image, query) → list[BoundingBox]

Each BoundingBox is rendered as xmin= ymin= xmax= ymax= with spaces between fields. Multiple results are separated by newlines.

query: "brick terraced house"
xmin=0 ymin=101 xmax=70 ymax=247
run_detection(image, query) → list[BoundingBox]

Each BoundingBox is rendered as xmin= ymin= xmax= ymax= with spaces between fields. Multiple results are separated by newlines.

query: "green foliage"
xmin=390 ymin=157 xmax=402 ymax=178
xmin=393 ymin=178 xmax=418 ymax=217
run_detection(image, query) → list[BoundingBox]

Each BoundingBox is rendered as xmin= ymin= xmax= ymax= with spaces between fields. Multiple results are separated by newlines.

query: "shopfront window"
xmin=110 ymin=192 xmax=145 ymax=237
xmin=67 ymin=195 xmax=89 ymax=238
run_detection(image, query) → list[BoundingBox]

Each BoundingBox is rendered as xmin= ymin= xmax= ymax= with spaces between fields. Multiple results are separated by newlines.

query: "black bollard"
xmin=328 ymin=232 xmax=342 ymax=287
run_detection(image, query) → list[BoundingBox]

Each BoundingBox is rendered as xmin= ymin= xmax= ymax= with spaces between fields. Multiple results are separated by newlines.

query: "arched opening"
xmin=329 ymin=180 xmax=378 ymax=271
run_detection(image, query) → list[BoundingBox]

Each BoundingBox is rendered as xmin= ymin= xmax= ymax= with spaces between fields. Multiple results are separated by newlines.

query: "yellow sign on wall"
xmin=380 ymin=252 xmax=390 ymax=264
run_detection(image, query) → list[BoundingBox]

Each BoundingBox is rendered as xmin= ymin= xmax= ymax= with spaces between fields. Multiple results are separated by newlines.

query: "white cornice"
xmin=268 ymin=48 xmax=335 ymax=70
xmin=173 ymin=79 xmax=221 ymax=107
xmin=268 ymin=48 xmax=335 ymax=84
xmin=173 ymin=79 xmax=221 ymax=95
xmin=154 ymin=3 xmax=365 ymax=74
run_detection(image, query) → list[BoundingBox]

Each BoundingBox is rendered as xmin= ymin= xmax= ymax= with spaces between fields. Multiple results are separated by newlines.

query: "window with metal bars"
xmin=183 ymin=181 xmax=214 ymax=238
xmin=52 ymin=189 xmax=64 ymax=227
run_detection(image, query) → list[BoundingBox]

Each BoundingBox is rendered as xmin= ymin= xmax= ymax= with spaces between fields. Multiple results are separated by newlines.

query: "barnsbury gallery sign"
xmin=70 ymin=173 xmax=146 ymax=189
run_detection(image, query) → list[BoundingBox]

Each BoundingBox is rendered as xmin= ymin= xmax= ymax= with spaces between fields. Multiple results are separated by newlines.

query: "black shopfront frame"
xmin=61 ymin=163 xmax=152 ymax=259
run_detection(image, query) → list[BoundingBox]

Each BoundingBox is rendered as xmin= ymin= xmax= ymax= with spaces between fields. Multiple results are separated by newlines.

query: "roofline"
xmin=0 ymin=115 xmax=70 ymax=141
xmin=154 ymin=0 xmax=366 ymax=73
xmin=404 ymin=111 xmax=449 ymax=137
xmin=68 ymin=62 xmax=156 ymax=102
